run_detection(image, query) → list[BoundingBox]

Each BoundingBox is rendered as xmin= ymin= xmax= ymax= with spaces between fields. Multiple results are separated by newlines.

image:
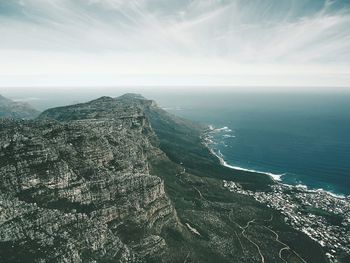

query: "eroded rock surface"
xmin=0 ymin=94 xmax=331 ymax=263
xmin=0 ymin=96 xmax=176 ymax=262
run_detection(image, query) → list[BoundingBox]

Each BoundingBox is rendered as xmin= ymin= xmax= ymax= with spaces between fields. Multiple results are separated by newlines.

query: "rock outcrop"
xmin=0 ymin=95 xmax=176 ymax=262
xmin=0 ymin=94 xmax=329 ymax=263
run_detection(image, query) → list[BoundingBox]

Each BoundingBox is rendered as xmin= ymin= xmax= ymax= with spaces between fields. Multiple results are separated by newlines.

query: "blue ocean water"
xmin=154 ymin=92 xmax=350 ymax=196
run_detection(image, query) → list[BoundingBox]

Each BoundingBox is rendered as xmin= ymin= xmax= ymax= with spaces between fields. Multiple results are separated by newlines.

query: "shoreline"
xmin=209 ymin=147 xmax=283 ymax=182
xmin=203 ymin=126 xmax=347 ymax=199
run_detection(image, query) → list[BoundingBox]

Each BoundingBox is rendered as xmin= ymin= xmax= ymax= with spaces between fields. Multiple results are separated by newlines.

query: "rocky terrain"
xmin=0 ymin=95 xmax=176 ymax=262
xmin=0 ymin=94 xmax=333 ymax=262
xmin=0 ymin=95 xmax=39 ymax=119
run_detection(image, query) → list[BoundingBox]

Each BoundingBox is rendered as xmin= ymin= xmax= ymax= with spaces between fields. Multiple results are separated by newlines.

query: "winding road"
xmin=229 ymin=211 xmax=265 ymax=263
xmin=241 ymin=219 xmax=265 ymax=263
xmin=263 ymin=225 xmax=307 ymax=263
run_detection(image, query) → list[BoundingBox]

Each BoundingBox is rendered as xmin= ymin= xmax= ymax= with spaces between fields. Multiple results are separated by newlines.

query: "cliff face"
xmin=0 ymin=94 xmax=329 ymax=263
xmin=0 ymin=95 xmax=39 ymax=119
xmin=0 ymin=96 xmax=176 ymax=262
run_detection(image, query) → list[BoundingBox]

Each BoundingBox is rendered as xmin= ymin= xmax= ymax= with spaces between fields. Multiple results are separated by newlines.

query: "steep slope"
xmin=0 ymin=95 xmax=39 ymax=119
xmin=142 ymin=98 xmax=274 ymax=191
xmin=0 ymin=94 xmax=328 ymax=263
xmin=130 ymin=94 xmax=329 ymax=263
xmin=0 ymin=97 xmax=177 ymax=262
xmin=40 ymin=94 xmax=328 ymax=262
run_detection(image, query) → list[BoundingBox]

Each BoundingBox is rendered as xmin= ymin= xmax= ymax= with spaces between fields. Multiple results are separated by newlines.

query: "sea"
xmin=151 ymin=91 xmax=350 ymax=197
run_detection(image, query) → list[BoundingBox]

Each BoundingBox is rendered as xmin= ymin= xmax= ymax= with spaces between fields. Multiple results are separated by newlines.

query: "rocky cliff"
xmin=0 ymin=95 xmax=177 ymax=262
xmin=0 ymin=94 xmax=329 ymax=263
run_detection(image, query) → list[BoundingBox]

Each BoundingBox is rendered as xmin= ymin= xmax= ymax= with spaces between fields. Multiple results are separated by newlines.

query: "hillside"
xmin=0 ymin=95 xmax=39 ymax=119
xmin=0 ymin=94 xmax=327 ymax=262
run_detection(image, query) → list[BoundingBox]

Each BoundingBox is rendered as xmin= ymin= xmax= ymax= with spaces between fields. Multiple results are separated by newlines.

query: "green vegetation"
xmin=145 ymin=103 xmax=328 ymax=263
xmin=145 ymin=105 xmax=273 ymax=191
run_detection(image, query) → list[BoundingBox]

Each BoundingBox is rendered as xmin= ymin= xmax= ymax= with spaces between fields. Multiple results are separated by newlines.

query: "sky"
xmin=1 ymin=0 xmax=350 ymax=91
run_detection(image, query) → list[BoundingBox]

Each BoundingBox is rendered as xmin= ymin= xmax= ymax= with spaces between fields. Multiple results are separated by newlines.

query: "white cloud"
xmin=0 ymin=0 xmax=350 ymax=88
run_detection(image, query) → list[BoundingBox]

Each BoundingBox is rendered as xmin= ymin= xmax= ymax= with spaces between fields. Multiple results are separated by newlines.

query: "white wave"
xmin=215 ymin=126 xmax=232 ymax=132
xmin=162 ymin=106 xmax=183 ymax=111
xmin=208 ymin=125 xmax=233 ymax=133
xmin=294 ymin=184 xmax=345 ymax=199
xmin=209 ymin=149 xmax=284 ymax=182
xmin=222 ymin=161 xmax=284 ymax=182
xmin=208 ymin=145 xmax=347 ymax=198
xmin=295 ymin=184 xmax=308 ymax=189
xmin=280 ymin=183 xmax=346 ymax=199
xmin=327 ymin=192 xmax=346 ymax=199
xmin=223 ymin=134 xmax=235 ymax=138
xmin=204 ymin=138 xmax=214 ymax=144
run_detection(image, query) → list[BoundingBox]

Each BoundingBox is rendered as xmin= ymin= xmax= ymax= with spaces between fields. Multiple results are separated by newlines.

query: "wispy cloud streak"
xmin=0 ymin=0 xmax=350 ymax=88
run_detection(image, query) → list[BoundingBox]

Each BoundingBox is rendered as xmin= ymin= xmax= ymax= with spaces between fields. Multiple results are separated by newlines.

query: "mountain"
xmin=0 ymin=94 xmax=327 ymax=262
xmin=0 ymin=95 xmax=39 ymax=119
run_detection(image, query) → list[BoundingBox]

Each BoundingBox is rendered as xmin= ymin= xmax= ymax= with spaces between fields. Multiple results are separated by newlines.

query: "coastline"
xmin=203 ymin=125 xmax=284 ymax=183
xmin=209 ymin=147 xmax=283 ymax=182
xmin=204 ymin=126 xmax=349 ymax=261
xmin=203 ymin=125 xmax=347 ymax=199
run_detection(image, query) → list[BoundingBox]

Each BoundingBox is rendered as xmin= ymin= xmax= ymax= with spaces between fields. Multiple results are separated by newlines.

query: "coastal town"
xmin=223 ymin=180 xmax=350 ymax=262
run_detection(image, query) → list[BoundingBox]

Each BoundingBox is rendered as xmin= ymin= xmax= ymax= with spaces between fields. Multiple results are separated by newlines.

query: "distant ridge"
xmin=0 ymin=95 xmax=39 ymax=119
xmin=117 ymin=93 xmax=146 ymax=100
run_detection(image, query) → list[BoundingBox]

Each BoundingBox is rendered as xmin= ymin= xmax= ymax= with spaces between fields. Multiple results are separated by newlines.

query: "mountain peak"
xmin=90 ymin=96 xmax=114 ymax=103
xmin=117 ymin=93 xmax=146 ymax=100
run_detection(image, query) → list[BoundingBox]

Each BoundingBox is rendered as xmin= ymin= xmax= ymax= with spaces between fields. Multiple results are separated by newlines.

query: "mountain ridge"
xmin=0 ymin=94 xmax=328 ymax=262
xmin=0 ymin=94 xmax=39 ymax=119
